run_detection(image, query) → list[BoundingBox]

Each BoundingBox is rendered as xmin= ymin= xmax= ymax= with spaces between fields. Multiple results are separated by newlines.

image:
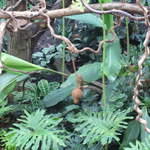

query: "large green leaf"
xmin=0 ymin=53 xmax=47 ymax=99
xmin=43 ymin=62 xmax=102 ymax=107
xmin=102 ymin=34 xmax=121 ymax=81
xmin=121 ymin=120 xmax=141 ymax=147
xmin=1 ymin=53 xmax=45 ymax=74
xmin=0 ymin=73 xmax=27 ymax=100
xmin=43 ymin=84 xmax=73 ymax=107
xmin=61 ymin=62 xmax=102 ymax=88
xmin=65 ymin=13 xmax=104 ymax=28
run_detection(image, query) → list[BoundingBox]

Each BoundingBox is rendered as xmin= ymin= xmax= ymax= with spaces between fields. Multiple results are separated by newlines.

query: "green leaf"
xmin=5 ymin=109 xmax=67 ymax=150
xmin=98 ymin=0 xmax=113 ymax=31
xmin=0 ymin=99 xmax=14 ymax=117
xmin=1 ymin=53 xmax=45 ymax=74
xmin=63 ymin=105 xmax=80 ymax=115
xmin=43 ymin=84 xmax=73 ymax=107
xmin=65 ymin=14 xmax=104 ymax=28
xmin=38 ymin=79 xmax=50 ymax=96
xmin=67 ymin=106 xmax=132 ymax=146
xmin=0 ymin=73 xmax=22 ymax=100
xmin=61 ymin=62 xmax=102 ymax=88
xmin=43 ymin=62 xmax=102 ymax=107
xmin=102 ymin=34 xmax=121 ymax=81
xmin=122 ymin=120 xmax=141 ymax=147
xmin=141 ymin=107 xmax=150 ymax=142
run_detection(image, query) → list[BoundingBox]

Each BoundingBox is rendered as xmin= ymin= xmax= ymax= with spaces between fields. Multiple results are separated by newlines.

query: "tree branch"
xmin=0 ymin=3 xmax=148 ymax=20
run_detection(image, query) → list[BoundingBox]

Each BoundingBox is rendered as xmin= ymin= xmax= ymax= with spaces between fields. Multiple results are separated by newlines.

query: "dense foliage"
xmin=0 ymin=0 xmax=150 ymax=150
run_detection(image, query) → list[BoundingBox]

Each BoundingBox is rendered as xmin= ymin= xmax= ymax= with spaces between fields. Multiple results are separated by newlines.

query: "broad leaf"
xmin=1 ymin=53 xmax=45 ymax=74
xmin=65 ymin=14 xmax=104 ymax=28
xmin=61 ymin=62 xmax=102 ymax=88
xmin=43 ymin=62 xmax=102 ymax=107
xmin=0 ymin=73 xmax=26 ymax=100
xmin=122 ymin=120 xmax=141 ymax=147
xmin=43 ymin=85 xmax=73 ymax=107
xmin=102 ymin=34 xmax=121 ymax=81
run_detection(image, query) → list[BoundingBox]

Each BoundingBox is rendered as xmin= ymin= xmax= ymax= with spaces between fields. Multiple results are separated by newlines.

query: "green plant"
xmin=12 ymin=79 xmax=59 ymax=111
xmin=0 ymin=129 xmax=16 ymax=150
xmin=32 ymin=45 xmax=56 ymax=67
xmin=0 ymin=99 xmax=13 ymax=118
xmin=124 ymin=136 xmax=150 ymax=150
xmin=0 ymin=0 xmax=6 ymax=8
xmin=67 ymin=106 xmax=132 ymax=146
xmin=32 ymin=44 xmax=69 ymax=67
xmin=5 ymin=109 xmax=68 ymax=150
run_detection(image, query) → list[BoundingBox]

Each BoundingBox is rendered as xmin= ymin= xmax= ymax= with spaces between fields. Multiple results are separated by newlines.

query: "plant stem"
xmin=45 ymin=68 xmax=68 ymax=77
xmin=102 ymin=24 xmax=106 ymax=106
xmin=99 ymin=0 xmax=107 ymax=106
xmin=126 ymin=17 xmax=130 ymax=54
xmin=61 ymin=0 xmax=65 ymax=82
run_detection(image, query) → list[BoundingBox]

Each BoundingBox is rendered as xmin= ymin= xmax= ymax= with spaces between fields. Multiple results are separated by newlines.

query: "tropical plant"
xmin=4 ymin=109 xmax=68 ymax=150
xmin=0 ymin=129 xmax=16 ymax=150
xmin=124 ymin=136 xmax=150 ymax=150
xmin=1 ymin=0 xmax=150 ymax=149
xmin=0 ymin=99 xmax=13 ymax=118
xmin=0 ymin=0 xmax=6 ymax=8
xmin=67 ymin=106 xmax=132 ymax=146
xmin=12 ymin=79 xmax=60 ymax=111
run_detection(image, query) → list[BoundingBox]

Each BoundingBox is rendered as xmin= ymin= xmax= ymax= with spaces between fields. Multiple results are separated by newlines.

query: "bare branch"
xmin=0 ymin=3 xmax=149 ymax=20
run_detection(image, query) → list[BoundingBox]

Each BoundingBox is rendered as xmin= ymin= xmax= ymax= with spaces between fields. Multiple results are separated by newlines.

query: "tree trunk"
xmin=7 ymin=0 xmax=32 ymax=62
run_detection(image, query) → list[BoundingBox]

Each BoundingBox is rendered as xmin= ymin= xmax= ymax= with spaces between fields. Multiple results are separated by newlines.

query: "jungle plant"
xmin=0 ymin=99 xmax=13 ymax=118
xmin=12 ymin=79 xmax=59 ymax=111
xmin=4 ymin=109 xmax=68 ymax=150
xmin=0 ymin=0 xmax=150 ymax=149
xmin=0 ymin=0 xmax=6 ymax=8
xmin=0 ymin=129 xmax=16 ymax=150
xmin=32 ymin=45 xmax=57 ymax=67
xmin=124 ymin=136 xmax=150 ymax=150
xmin=13 ymin=79 xmax=59 ymax=102
xmin=67 ymin=106 xmax=132 ymax=146
xmin=66 ymin=133 xmax=103 ymax=150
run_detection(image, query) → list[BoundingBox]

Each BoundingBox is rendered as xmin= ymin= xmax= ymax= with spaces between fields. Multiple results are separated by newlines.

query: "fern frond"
xmin=5 ymin=109 xmax=68 ymax=150
xmin=68 ymin=106 xmax=132 ymax=145
xmin=0 ymin=99 xmax=13 ymax=117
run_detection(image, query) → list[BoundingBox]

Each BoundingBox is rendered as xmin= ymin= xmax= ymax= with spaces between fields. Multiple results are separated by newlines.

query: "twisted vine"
xmin=132 ymin=0 xmax=150 ymax=133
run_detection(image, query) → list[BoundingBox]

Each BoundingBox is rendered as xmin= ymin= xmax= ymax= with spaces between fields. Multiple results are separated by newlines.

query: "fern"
xmin=5 ymin=109 xmax=68 ymax=150
xmin=67 ymin=106 xmax=132 ymax=146
xmin=124 ymin=136 xmax=150 ymax=150
xmin=0 ymin=99 xmax=13 ymax=117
